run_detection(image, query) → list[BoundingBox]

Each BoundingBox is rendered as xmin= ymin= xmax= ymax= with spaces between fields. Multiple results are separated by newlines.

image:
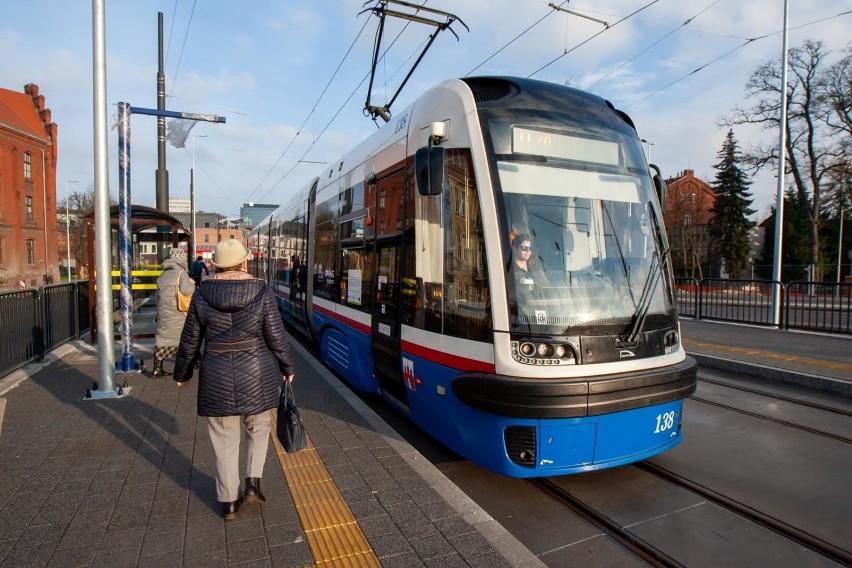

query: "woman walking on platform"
xmin=152 ymin=248 xmax=195 ymax=377
xmin=173 ymin=240 xmax=295 ymax=520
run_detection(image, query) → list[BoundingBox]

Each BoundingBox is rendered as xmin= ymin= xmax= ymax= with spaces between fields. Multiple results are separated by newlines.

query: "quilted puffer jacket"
xmin=173 ymin=278 xmax=295 ymax=417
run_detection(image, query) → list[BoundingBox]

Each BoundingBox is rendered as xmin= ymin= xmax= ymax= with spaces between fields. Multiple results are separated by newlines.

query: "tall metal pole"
xmin=155 ymin=12 xmax=169 ymax=213
xmin=838 ymin=206 xmax=845 ymax=284
xmin=191 ymin=134 xmax=207 ymax=260
xmin=65 ymin=180 xmax=78 ymax=279
xmin=641 ymin=138 xmax=654 ymax=164
xmin=91 ymin=0 xmax=119 ymax=397
xmin=116 ymin=102 xmax=138 ymax=373
xmin=771 ymin=0 xmax=790 ymax=328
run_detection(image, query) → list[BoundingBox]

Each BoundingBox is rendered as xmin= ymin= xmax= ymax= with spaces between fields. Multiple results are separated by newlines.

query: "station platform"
xmin=1 ymin=308 xmax=849 ymax=568
xmin=0 ymin=317 xmax=541 ymax=567
xmin=680 ymin=318 xmax=852 ymax=397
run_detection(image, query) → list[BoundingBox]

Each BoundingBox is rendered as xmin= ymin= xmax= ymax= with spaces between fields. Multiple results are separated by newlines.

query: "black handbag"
xmin=277 ymin=381 xmax=306 ymax=453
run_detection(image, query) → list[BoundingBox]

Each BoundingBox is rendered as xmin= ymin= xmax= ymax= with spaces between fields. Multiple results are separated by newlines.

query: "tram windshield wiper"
xmin=623 ymin=203 xmax=669 ymax=344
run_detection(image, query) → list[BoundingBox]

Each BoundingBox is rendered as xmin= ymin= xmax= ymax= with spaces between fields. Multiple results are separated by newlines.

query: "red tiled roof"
xmin=0 ymin=87 xmax=48 ymax=141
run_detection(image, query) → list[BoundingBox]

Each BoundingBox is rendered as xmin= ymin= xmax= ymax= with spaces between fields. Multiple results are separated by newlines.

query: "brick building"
xmin=0 ymin=84 xmax=59 ymax=289
xmin=663 ymin=169 xmax=718 ymax=279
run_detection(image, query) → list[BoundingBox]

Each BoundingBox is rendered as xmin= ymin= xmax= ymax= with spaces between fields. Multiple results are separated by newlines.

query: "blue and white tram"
xmin=249 ymin=76 xmax=697 ymax=478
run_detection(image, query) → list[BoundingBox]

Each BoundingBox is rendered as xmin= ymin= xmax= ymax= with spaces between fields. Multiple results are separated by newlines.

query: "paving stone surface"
xmin=0 ymin=336 xmax=521 ymax=567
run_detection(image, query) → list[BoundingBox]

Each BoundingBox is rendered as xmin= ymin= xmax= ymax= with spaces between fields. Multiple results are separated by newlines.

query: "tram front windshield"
xmin=486 ymin=116 xmax=675 ymax=333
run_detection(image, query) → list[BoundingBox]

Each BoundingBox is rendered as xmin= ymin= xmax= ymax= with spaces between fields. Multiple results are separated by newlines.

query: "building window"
xmin=26 ymin=239 xmax=35 ymax=264
xmin=0 ymin=237 xmax=4 ymax=265
xmin=24 ymin=153 xmax=32 ymax=180
xmin=25 ymin=196 xmax=33 ymax=222
xmin=380 ymin=190 xmax=386 ymax=210
xmin=204 ymin=234 xmax=209 ymax=243
xmin=684 ymin=214 xmax=692 ymax=226
xmin=229 ymin=235 xmax=235 ymax=240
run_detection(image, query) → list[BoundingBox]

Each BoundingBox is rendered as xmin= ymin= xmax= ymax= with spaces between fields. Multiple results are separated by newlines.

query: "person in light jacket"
xmin=153 ymin=248 xmax=195 ymax=377
xmin=173 ymin=240 xmax=295 ymax=521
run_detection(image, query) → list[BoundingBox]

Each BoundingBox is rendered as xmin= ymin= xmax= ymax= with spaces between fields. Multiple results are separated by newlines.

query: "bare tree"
xmin=726 ymin=40 xmax=848 ymax=279
xmin=59 ymin=184 xmax=114 ymax=277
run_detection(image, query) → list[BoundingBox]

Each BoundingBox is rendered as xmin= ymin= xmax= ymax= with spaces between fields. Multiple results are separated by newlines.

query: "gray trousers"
xmin=206 ymin=410 xmax=272 ymax=502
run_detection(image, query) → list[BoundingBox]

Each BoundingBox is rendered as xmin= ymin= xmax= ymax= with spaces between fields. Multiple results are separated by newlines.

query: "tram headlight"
xmin=663 ymin=329 xmax=680 ymax=353
xmin=519 ymin=342 xmax=537 ymax=357
xmin=553 ymin=344 xmax=566 ymax=359
xmin=537 ymin=343 xmax=554 ymax=358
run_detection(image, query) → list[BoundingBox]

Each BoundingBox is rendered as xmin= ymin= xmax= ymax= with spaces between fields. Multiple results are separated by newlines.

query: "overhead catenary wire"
xmin=167 ymin=0 xmax=198 ymax=104
xmin=527 ymin=0 xmax=662 ymax=78
xmin=624 ymin=8 xmax=852 ymax=108
xmin=243 ymin=14 xmax=374 ymax=203
xmin=584 ymin=0 xmax=722 ymax=91
xmin=250 ymin=1 xmax=430 ymax=202
xmin=465 ymin=0 xmax=568 ymax=77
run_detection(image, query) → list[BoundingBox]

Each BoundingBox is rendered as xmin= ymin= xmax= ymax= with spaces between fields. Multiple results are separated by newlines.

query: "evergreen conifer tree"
xmin=708 ymin=130 xmax=756 ymax=277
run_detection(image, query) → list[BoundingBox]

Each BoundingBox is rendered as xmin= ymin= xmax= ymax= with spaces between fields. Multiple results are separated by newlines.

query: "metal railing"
xmin=785 ymin=281 xmax=852 ymax=335
xmin=2 ymin=277 xmax=848 ymax=379
xmin=0 ymin=282 xmax=90 ymax=379
xmin=675 ymin=277 xmax=852 ymax=335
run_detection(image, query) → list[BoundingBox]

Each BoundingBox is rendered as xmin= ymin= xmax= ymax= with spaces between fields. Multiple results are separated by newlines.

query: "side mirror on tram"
xmin=416 ymin=146 xmax=446 ymax=196
xmin=649 ymin=163 xmax=667 ymax=210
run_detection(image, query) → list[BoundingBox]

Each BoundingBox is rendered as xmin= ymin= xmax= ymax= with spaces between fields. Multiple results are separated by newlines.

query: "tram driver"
xmin=510 ymin=233 xmax=543 ymax=316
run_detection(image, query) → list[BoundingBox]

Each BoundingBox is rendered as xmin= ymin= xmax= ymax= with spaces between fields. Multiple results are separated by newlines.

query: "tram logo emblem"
xmin=619 ymin=350 xmax=636 ymax=359
xmin=403 ymin=357 xmax=417 ymax=391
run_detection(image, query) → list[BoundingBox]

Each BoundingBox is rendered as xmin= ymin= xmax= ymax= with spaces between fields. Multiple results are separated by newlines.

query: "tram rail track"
xmin=698 ymin=376 xmax=852 ymax=417
xmin=638 ymin=461 xmax=852 ymax=567
xmin=534 ymin=460 xmax=852 ymax=568
xmin=532 ymin=478 xmax=684 ymax=568
xmin=689 ymin=395 xmax=852 ymax=444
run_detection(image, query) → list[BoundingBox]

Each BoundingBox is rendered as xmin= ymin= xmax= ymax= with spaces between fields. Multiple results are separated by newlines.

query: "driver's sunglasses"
xmin=516 ymin=245 xmax=532 ymax=252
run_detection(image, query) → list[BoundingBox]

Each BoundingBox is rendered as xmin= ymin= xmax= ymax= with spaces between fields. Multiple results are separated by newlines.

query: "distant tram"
xmin=248 ymin=76 xmax=697 ymax=477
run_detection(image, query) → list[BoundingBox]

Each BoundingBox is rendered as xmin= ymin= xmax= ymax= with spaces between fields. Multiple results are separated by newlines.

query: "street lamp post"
xmin=191 ymin=134 xmax=207 ymax=260
xmin=640 ymin=138 xmax=655 ymax=164
xmin=65 ymin=180 xmax=78 ymax=279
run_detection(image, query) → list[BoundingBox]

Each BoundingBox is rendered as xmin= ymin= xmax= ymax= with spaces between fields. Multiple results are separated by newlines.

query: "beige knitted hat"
xmin=212 ymin=240 xmax=251 ymax=268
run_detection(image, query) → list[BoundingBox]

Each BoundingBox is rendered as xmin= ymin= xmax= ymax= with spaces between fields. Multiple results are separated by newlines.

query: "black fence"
xmin=0 ymin=282 xmax=90 ymax=379
xmin=675 ymin=278 xmax=852 ymax=335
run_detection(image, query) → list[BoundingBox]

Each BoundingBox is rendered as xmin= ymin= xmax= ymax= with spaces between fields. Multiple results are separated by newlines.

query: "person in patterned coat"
xmin=152 ymin=248 xmax=195 ymax=376
xmin=173 ymin=240 xmax=295 ymax=521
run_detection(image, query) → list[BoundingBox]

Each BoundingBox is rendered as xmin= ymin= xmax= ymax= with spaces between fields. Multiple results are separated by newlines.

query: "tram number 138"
xmin=654 ymin=411 xmax=677 ymax=434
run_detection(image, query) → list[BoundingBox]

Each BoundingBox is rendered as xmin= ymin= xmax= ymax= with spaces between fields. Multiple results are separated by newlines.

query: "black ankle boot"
xmin=223 ymin=498 xmax=243 ymax=520
xmin=151 ymin=360 xmax=171 ymax=377
xmin=244 ymin=477 xmax=265 ymax=505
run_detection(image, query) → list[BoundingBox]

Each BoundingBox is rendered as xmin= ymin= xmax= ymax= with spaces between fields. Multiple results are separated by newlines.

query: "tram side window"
xmin=339 ymin=247 xmax=372 ymax=312
xmin=420 ymin=149 xmax=491 ymax=342
xmin=313 ymin=220 xmax=337 ymax=301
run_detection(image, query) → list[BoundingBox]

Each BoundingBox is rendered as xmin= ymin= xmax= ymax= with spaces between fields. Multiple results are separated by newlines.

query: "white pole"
xmin=640 ymin=138 xmax=654 ymax=164
xmin=838 ymin=206 xmax=845 ymax=284
xmin=191 ymin=134 xmax=207 ymax=260
xmin=771 ymin=0 xmax=790 ymax=327
xmin=65 ymin=180 xmax=78 ymax=279
xmin=92 ymin=0 xmax=117 ymax=391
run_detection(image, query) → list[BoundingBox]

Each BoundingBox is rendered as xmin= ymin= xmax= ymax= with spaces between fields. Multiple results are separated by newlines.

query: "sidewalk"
xmin=680 ymin=318 xmax=852 ymax=397
xmin=0 ymin=333 xmax=540 ymax=567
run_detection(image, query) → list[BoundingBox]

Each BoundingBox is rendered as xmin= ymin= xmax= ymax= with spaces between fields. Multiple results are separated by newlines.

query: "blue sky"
xmin=2 ymin=1 xmax=850 ymax=220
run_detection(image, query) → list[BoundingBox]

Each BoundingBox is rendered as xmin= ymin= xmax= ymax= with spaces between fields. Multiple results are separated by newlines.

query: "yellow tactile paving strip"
xmin=684 ymin=339 xmax=852 ymax=375
xmin=270 ymin=412 xmax=381 ymax=567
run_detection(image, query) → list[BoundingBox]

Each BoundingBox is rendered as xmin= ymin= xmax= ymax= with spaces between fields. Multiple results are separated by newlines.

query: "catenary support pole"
xmin=116 ymin=102 xmax=138 ymax=373
xmin=89 ymin=0 xmax=126 ymax=399
xmin=155 ymin=12 xmax=168 ymax=213
xmin=771 ymin=0 xmax=790 ymax=328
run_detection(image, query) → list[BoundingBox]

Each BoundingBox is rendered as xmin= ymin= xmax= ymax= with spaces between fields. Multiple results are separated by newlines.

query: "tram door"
xmin=370 ymin=170 xmax=409 ymax=407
